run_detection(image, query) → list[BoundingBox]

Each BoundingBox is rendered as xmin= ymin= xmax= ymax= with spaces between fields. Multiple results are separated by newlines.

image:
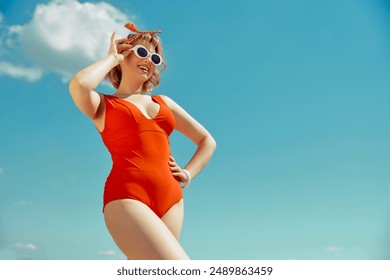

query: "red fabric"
xmin=100 ymin=94 xmax=182 ymax=217
xmin=124 ymin=22 xmax=161 ymax=35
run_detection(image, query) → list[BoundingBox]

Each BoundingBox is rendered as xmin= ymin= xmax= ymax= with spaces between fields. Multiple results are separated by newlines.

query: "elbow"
xmin=210 ymin=135 xmax=217 ymax=149
xmin=69 ymin=74 xmax=89 ymax=100
xmin=69 ymin=72 xmax=90 ymax=92
xmin=212 ymin=137 xmax=217 ymax=152
xmin=69 ymin=75 xmax=81 ymax=97
xmin=206 ymin=134 xmax=217 ymax=153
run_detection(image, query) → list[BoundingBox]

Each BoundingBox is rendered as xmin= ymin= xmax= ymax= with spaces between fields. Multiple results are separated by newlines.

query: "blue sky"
xmin=0 ymin=0 xmax=389 ymax=260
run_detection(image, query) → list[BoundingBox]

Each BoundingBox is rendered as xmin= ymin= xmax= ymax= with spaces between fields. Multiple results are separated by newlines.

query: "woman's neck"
xmin=115 ymin=80 xmax=144 ymax=97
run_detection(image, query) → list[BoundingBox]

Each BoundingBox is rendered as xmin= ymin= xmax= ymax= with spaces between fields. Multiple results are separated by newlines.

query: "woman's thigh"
xmin=104 ymin=199 xmax=189 ymax=260
xmin=161 ymin=199 xmax=184 ymax=240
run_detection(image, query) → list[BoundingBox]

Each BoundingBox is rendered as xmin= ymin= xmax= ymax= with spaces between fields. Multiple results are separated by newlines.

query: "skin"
xmin=69 ymin=32 xmax=216 ymax=259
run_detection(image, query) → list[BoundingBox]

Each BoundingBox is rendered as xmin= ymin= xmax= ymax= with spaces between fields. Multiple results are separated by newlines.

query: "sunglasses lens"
xmin=136 ymin=47 xmax=148 ymax=58
xmin=151 ymin=54 xmax=161 ymax=65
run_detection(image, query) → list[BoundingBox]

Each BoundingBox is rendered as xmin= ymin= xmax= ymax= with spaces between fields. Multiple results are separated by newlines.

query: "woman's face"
xmin=122 ymin=40 xmax=157 ymax=81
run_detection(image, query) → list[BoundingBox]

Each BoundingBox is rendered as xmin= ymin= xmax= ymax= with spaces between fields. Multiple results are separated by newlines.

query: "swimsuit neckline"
xmin=112 ymin=95 xmax=162 ymax=120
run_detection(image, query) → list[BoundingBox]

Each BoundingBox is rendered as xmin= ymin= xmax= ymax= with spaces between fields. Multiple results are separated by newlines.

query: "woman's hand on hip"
xmin=169 ymin=156 xmax=188 ymax=184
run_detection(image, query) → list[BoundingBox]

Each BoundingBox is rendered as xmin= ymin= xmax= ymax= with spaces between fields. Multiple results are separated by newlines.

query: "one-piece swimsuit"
xmin=99 ymin=94 xmax=183 ymax=218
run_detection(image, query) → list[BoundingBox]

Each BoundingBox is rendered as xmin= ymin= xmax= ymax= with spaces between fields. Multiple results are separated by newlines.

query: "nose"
xmin=143 ymin=57 xmax=154 ymax=66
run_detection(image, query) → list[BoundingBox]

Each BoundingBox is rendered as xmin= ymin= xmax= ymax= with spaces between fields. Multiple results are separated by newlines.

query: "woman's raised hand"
xmin=109 ymin=32 xmax=133 ymax=63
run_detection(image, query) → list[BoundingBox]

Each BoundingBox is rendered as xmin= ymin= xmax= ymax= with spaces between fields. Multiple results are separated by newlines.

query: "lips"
xmin=138 ymin=64 xmax=149 ymax=73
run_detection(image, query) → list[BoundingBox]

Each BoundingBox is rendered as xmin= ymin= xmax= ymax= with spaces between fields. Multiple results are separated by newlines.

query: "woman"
xmin=69 ymin=22 xmax=216 ymax=260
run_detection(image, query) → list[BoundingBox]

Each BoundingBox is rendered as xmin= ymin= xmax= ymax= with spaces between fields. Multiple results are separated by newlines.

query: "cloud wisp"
xmin=98 ymin=250 xmax=116 ymax=256
xmin=0 ymin=0 xmax=133 ymax=82
xmin=16 ymin=243 xmax=38 ymax=251
xmin=326 ymin=246 xmax=342 ymax=255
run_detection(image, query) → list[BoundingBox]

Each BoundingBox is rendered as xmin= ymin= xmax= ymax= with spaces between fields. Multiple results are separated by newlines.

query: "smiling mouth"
xmin=138 ymin=65 xmax=149 ymax=73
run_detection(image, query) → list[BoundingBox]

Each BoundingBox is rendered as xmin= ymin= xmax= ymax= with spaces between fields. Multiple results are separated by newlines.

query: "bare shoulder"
xmin=159 ymin=95 xmax=176 ymax=108
xmin=159 ymin=95 xmax=187 ymax=115
xmin=158 ymin=95 xmax=211 ymax=143
xmin=69 ymin=80 xmax=105 ymax=120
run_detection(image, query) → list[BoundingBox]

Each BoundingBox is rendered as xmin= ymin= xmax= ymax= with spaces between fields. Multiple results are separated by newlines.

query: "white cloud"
xmin=0 ymin=0 xmax=133 ymax=82
xmin=0 ymin=61 xmax=42 ymax=81
xmin=98 ymin=250 xmax=116 ymax=256
xmin=16 ymin=243 xmax=38 ymax=251
xmin=26 ymin=244 xmax=38 ymax=250
xmin=0 ymin=13 xmax=5 ymax=55
xmin=326 ymin=246 xmax=342 ymax=254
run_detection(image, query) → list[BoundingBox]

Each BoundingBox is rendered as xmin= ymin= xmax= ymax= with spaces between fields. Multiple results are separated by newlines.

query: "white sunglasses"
xmin=130 ymin=45 xmax=163 ymax=66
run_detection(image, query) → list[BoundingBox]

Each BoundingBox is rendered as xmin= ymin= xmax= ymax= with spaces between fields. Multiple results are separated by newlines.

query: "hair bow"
xmin=124 ymin=22 xmax=161 ymax=35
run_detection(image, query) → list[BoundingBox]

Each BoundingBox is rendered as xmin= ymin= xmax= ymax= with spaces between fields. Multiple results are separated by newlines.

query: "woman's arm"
xmin=68 ymin=33 xmax=132 ymax=119
xmin=162 ymin=95 xmax=217 ymax=185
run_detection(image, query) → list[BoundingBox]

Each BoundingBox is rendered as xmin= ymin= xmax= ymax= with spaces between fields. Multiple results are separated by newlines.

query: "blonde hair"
xmin=106 ymin=33 xmax=166 ymax=93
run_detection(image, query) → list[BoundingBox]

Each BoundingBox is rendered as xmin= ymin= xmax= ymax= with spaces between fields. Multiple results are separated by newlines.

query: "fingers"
xmin=108 ymin=32 xmax=133 ymax=61
xmin=115 ymin=38 xmax=130 ymax=45
xmin=169 ymin=156 xmax=186 ymax=183
xmin=110 ymin=31 xmax=116 ymax=43
xmin=110 ymin=32 xmax=131 ymax=48
xmin=109 ymin=32 xmax=119 ymax=56
xmin=169 ymin=156 xmax=180 ymax=171
xmin=110 ymin=32 xmax=130 ymax=44
xmin=112 ymin=36 xmax=133 ymax=58
xmin=169 ymin=160 xmax=181 ymax=173
xmin=117 ymin=43 xmax=132 ymax=55
xmin=121 ymin=48 xmax=133 ymax=58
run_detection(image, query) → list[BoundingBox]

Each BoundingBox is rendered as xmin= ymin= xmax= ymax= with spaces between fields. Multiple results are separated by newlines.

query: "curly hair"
xmin=106 ymin=33 xmax=166 ymax=93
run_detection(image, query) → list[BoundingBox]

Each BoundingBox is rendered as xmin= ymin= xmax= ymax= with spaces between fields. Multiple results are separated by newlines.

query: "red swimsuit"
xmin=99 ymin=94 xmax=183 ymax=218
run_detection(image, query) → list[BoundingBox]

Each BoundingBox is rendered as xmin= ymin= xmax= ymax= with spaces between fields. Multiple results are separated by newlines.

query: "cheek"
xmin=148 ymin=66 xmax=156 ymax=78
xmin=123 ymin=51 xmax=141 ymax=63
xmin=126 ymin=53 xmax=138 ymax=64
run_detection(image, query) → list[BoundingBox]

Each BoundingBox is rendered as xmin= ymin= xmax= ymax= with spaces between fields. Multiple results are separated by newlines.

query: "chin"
xmin=144 ymin=73 xmax=154 ymax=81
xmin=135 ymin=72 xmax=149 ymax=82
xmin=137 ymin=70 xmax=152 ymax=80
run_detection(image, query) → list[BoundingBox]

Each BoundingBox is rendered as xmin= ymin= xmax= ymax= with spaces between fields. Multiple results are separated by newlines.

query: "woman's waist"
xmin=105 ymin=165 xmax=179 ymax=186
xmin=111 ymin=154 xmax=169 ymax=168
